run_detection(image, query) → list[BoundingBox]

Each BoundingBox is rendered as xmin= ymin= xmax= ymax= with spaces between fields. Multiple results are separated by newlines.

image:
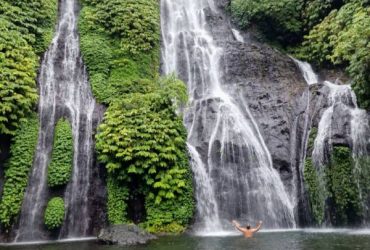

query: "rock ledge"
xmin=98 ymin=224 xmax=157 ymax=246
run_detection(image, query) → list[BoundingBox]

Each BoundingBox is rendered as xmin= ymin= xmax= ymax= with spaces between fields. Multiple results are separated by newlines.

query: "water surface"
xmin=2 ymin=230 xmax=370 ymax=250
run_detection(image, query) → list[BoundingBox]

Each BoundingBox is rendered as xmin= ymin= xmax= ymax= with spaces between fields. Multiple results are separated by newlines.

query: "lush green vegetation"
xmin=80 ymin=0 xmax=194 ymax=233
xmin=79 ymin=0 xmax=159 ymax=104
xmin=47 ymin=119 xmax=73 ymax=187
xmin=304 ymin=127 xmax=326 ymax=224
xmin=95 ymin=76 xmax=194 ymax=232
xmin=0 ymin=0 xmax=57 ymax=135
xmin=304 ymin=158 xmax=326 ymax=225
xmin=107 ymin=176 xmax=129 ymax=225
xmin=44 ymin=197 xmax=65 ymax=230
xmin=0 ymin=115 xmax=39 ymax=227
xmin=326 ymin=146 xmax=361 ymax=225
xmin=231 ymin=0 xmax=370 ymax=109
xmin=304 ymin=140 xmax=363 ymax=225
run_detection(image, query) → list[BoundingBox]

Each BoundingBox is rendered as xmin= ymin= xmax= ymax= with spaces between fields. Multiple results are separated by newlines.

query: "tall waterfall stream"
xmin=15 ymin=0 xmax=101 ymax=242
xmin=161 ymin=0 xmax=296 ymax=233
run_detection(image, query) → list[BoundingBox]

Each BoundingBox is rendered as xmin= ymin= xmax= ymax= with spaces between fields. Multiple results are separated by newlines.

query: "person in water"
xmin=232 ymin=220 xmax=263 ymax=238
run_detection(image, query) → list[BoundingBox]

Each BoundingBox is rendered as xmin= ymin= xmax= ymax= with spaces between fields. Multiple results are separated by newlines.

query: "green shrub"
xmin=326 ymin=146 xmax=362 ymax=225
xmin=0 ymin=0 xmax=57 ymax=135
xmin=47 ymin=119 xmax=73 ymax=187
xmin=44 ymin=197 xmax=65 ymax=230
xmin=304 ymin=158 xmax=326 ymax=225
xmin=0 ymin=115 xmax=39 ymax=227
xmin=107 ymin=176 xmax=129 ymax=225
xmin=143 ymin=170 xmax=194 ymax=234
xmin=79 ymin=2 xmax=160 ymax=104
xmin=300 ymin=2 xmax=370 ymax=109
xmin=96 ymin=80 xmax=189 ymax=204
xmin=230 ymin=0 xmax=304 ymax=43
xmin=87 ymin=0 xmax=160 ymax=54
xmin=0 ymin=18 xmax=38 ymax=135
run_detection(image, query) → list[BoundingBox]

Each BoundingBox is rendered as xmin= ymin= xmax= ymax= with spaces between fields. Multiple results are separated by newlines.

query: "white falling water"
xmin=161 ymin=0 xmax=295 ymax=232
xmin=231 ymin=29 xmax=244 ymax=43
xmin=292 ymin=58 xmax=319 ymax=85
xmin=187 ymin=144 xmax=222 ymax=233
xmin=15 ymin=0 xmax=99 ymax=241
xmin=312 ymin=81 xmax=357 ymax=167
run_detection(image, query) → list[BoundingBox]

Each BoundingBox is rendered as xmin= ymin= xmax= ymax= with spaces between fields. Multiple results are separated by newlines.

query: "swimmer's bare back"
xmin=232 ymin=220 xmax=263 ymax=238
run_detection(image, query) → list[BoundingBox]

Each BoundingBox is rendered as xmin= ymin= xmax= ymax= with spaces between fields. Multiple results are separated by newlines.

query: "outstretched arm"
xmin=232 ymin=220 xmax=246 ymax=233
xmin=252 ymin=221 xmax=263 ymax=232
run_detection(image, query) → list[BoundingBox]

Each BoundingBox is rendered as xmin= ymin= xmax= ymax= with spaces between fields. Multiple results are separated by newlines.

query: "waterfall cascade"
xmin=292 ymin=54 xmax=370 ymax=224
xmin=15 ymin=0 xmax=101 ymax=241
xmin=161 ymin=0 xmax=295 ymax=233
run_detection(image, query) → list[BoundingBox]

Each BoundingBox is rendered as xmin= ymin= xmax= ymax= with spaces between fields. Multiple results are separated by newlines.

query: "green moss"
xmin=307 ymin=127 xmax=318 ymax=152
xmin=47 ymin=119 xmax=73 ymax=188
xmin=304 ymin=157 xmax=326 ymax=225
xmin=326 ymin=146 xmax=362 ymax=225
xmin=44 ymin=197 xmax=65 ymax=230
xmin=0 ymin=115 xmax=39 ymax=227
xmin=107 ymin=176 xmax=129 ymax=225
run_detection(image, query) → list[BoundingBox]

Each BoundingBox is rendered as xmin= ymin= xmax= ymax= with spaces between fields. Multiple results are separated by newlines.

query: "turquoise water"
xmin=1 ymin=230 xmax=370 ymax=250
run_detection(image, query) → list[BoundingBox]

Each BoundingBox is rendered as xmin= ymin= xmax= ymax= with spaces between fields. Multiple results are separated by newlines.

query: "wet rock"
xmin=98 ymin=224 xmax=157 ymax=246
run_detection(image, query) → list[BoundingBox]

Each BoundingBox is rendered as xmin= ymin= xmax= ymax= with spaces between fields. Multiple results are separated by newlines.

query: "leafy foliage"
xmin=325 ymin=146 xmax=361 ymax=225
xmin=107 ymin=177 xmax=129 ymax=225
xmin=79 ymin=2 xmax=160 ymax=104
xmin=80 ymin=0 xmax=194 ymax=232
xmin=0 ymin=115 xmax=39 ymax=227
xmin=83 ymin=0 xmax=160 ymax=54
xmin=304 ymin=158 xmax=326 ymax=225
xmin=0 ymin=0 xmax=57 ymax=135
xmin=47 ymin=119 xmax=73 ymax=188
xmin=230 ymin=0 xmax=303 ymax=43
xmin=44 ymin=197 xmax=65 ymax=230
xmin=304 ymin=128 xmax=325 ymax=224
xmin=301 ymin=1 xmax=370 ymax=109
xmin=143 ymin=169 xmax=194 ymax=233
xmin=0 ymin=19 xmax=38 ymax=135
xmin=96 ymin=76 xmax=190 ymax=204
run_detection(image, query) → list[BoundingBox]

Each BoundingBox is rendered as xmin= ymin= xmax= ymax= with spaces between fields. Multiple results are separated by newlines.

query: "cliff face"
xmin=203 ymin=0 xmax=308 ymax=207
xmin=200 ymin=0 xmax=370 ymax=226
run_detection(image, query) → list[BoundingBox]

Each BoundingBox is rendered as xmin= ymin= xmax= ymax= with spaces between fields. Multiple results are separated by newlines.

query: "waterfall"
xmin=187 ymin=144 xmax=222 ymax=233
xmin=15 ymin=0 xmax=101 ymax=241
xmin=161 ymin=0 xmax=295 ymax=232
xmin=312 ymin=81 xmax=357 ymax=167
xmin=292 ymin=58 xmax=319 ymax=86
xmin=231 ymin=29 xmax=244 ymax=43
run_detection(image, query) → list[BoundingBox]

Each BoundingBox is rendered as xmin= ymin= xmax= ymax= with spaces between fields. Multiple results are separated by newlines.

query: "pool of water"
xmin=1 ymin=230 xmax=370 ymax=250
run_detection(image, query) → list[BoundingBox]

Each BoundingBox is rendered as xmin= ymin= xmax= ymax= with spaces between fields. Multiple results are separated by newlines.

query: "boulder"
xmin=98 ymin=224 xmax=157 ymax=246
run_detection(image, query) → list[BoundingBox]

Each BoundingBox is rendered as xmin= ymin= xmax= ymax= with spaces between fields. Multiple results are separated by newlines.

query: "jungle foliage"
xmin=230 ymin=0 xmax=370 ymax=109
xmin=0 ymin=0 xmax=57 ymax=135
xmin=80 ymin=0 xmax=194 ymax=233
xmin=0 ymin=115 xmax=39 ymax=227
xmin=47 ymin=119 xmax=73 ymax=188
xmin=304 ymin=144 xmax=363 ymax=225
xmin=44 ymin=197 xmax=65 ymax=230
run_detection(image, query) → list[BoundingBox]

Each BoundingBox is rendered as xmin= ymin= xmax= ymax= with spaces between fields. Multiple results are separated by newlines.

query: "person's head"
xmin=246 ymin=225 xmax=251 ymax=230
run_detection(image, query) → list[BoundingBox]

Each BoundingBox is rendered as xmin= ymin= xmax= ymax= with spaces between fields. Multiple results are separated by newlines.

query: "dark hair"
xmin=246 ymin=225 xmax=251 ymax=230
